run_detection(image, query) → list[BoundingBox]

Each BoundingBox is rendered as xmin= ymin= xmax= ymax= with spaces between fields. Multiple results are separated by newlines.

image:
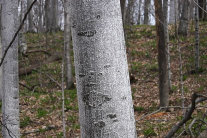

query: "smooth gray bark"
xmin=125 ymin=0 xmax=136 ymax=25
xmin=64 ymin=0 xmax=73 ymax=89
xmin=195 ymin=0 xmax=200 ymax=72
xmin=178 ymin=0 xmax=190 ymax=36
xmin=0 ymin=4 xmax=2 ymax=101
xmin=144 ymin=0 xmax=150 ymax=25
xmin=45 ymin=0 xmax=59 ymax=32
xmin=120 ymin=0 xmax=126 ymax=22
xmin=1 ymin=0 xmax=20 ymax=137
xmin=163 ymin=0 xmax=172 ymax=91
xmin=27 ymin=0 xmax=34 ymax=32
xmin=169 ymin=0 xmax=178 ymax=24
xmin=70 ymin=0 xmax=137 ymax=137
xmin=137 ymin=0 xmax=142 ymax=25
xmin=38 ymin=0 xmax=43 ymax=33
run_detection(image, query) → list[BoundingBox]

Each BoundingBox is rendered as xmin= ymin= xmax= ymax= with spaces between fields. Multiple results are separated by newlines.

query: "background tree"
xmin=64 ymin=0 xmax=73 ymax=89
xmin=144 ymin=0 xmax=150 ymax=25
xmin=154 ymin=0 xmax=169 ymax=107
xmin=137 ymin=0 xmax=142 ymax=25
xmin=169 ymin=0 xmax=178 ymax=24
xmin=199 ymin=0 xmax=207 ymax=21
xmin=195 ymin=0 xmax=200 ymax=72
xmin=120 ymin=0 xmax=126 ymax=23
xmin=178 ymin=0 xmax=190 ymax=36
xmin=0 ymin=4 xmax=2 ymax=100
xmin=125 ymin=0 xmax=136 ymax=25
xmin=70 ymin=0 xmax=137 ymax=137
xmin=1 ymin=0 xmax=20 ymax=137
xmin=27 ymin=0 xmax=34 ymax=32
xmin=45 ymin=0 xmax=59 ymax=32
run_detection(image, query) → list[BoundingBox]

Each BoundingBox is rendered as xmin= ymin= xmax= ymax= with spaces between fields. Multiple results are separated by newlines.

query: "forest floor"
xmin=3 ymin=23 xmax=207 ymax=137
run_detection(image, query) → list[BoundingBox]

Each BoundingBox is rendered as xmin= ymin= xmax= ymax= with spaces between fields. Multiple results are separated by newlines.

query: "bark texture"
xmin=70 ymin=0 xmax=137 ymax=137
xmin=137 ymin=0 xmax=142 ymax=25
xmin=163 ymin=0 xmax=172 ymax=91
xmin=195 ymin=0 xmax=200 ymax=72
xmin=199 ymin=0 xmax=207 ymax=21
xmin=1 ymin=0 xmax=20 ymax=137
xmin=144 ymin=0 xmax=150 ymax=25
xmin=64 ymin=0 xmax=73 ymax=89
xmin=0 ymin=4 xmax=2 ymax=100
xmin=154 ymin=0 xmax=169 ymax=107
xmin=169 ymin=0 xmax=178 ymax=24
xmin=120 ymin=0 xmax=126 ymax=22
xmin=178 ymin=0 xmax=190 ymax=36
xmin=45 ymin=0 xmax=59 ymax=32
xmin=125 ymin=0 xmax=136 ymax=25
xmin=27 ymin=0 xmax=34 ymax=32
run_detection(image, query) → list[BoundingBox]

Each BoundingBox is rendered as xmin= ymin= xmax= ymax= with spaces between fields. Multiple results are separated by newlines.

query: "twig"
xmin=0 ymin=0 xmax=38 ymax=67
xmin=19 ymin=82 xmax=38 ymax=92
xmin=189 ymin=118 xmax=197 ymax=137
xmin=44 ymin=73 xmax=61 ymax=89
xmin=137 ymin=106 xmax=189 ymax=121
xmin=22 ymin=125 xmax=56 ymax=136
xmin=26 ymin=50 xmax=51 ymax=56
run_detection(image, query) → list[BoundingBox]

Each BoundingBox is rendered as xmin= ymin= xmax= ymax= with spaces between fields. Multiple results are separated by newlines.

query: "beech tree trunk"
xmin=64 ymin=0 xmax=73 ymax=89
xmin=27 ymin=0 xmax=34 ymax=32
xmin=169 ymin=0 xmax=178 ymax=24
xmin=137 ymin=0 xmax=142 ymax=25
xmin=178 ymin=0 xmax=190 ymax=36
xmin=163 ymin=0 xmax=172 ymax=91
xmin=1 ymin=0 xmax=20 ymax=137
xmin=154 ymin=0 xmax=169 ymax=107
xmin=38 ymin=0 xmax=43 ymax=33
xmin=125 ymin=0 xmax=136 ymax=25
xmin=45 ymin=0 xmax=59 ymax=32
xmin=0 ymin=4 xmax=2 ymax=100
xmin=195 ymin=0 xmax=200 ymax=72
xmin=144 ymin=0 xmax=150 ymax=25
xmin=120 ymin=0 xmax=126 ymax=22
xmin=70 ymin=0 xmax=137 ymax=137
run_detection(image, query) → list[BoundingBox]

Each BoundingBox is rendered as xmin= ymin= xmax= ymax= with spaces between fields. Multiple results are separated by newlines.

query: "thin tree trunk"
xmin=125 ymin=0 xmax=136 ymax=25
xmin=144 ymin=0 xmax=150 ymax=25
xmin=120 ymin=0 xmax=126 ymax=23
xmin=70 ymin=0 xmax=137 ymax=137
xmin=137 ymin=0 xmax=142 ymax=25
xmin=178 ymin=0 xmax=190 ymax=36
xmin=163 ymin=0 xmax=172 ymax=91
xmin=154 ymin=0 xmax=169 ymax=107
xmin=61 ymin=55 xmax=66 ymax=138
xmin=45 ymin=0 xmax=59 ymax=32
xmin=169 ymin=0 xmax=178 ymax=24
xmin=195 ymin=0 xmax=200 ymax=72
xmin=0 ymin=4 xmax=2 ymax=101
xmin=64 ymin=0 xmax=73 ymax=89
xmin=38 ymin=0 xmax=43 ymax=33
xmin=1 ymin=0 xmax=20 ymax=137
xmin=27 ymin=0 xmax=34 ymax=32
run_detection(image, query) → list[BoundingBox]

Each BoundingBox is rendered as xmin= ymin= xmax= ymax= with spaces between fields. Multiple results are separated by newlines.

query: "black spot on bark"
xmin=107 ymin=114 xmax=117 ymax=119
xmin=94 ymin=121 xmax=105 ymax=128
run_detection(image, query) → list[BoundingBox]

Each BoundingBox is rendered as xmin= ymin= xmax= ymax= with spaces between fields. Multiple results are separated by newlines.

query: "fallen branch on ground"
xmin=26 ymin=50 xmax=51 ymax=56
xmin=165 ymin=93 xmax=207 ymax=138
xmin=19 ymin=53 xmax=61 ymax=76
xmin=22 ymin=125 xmax=56 ymax=136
